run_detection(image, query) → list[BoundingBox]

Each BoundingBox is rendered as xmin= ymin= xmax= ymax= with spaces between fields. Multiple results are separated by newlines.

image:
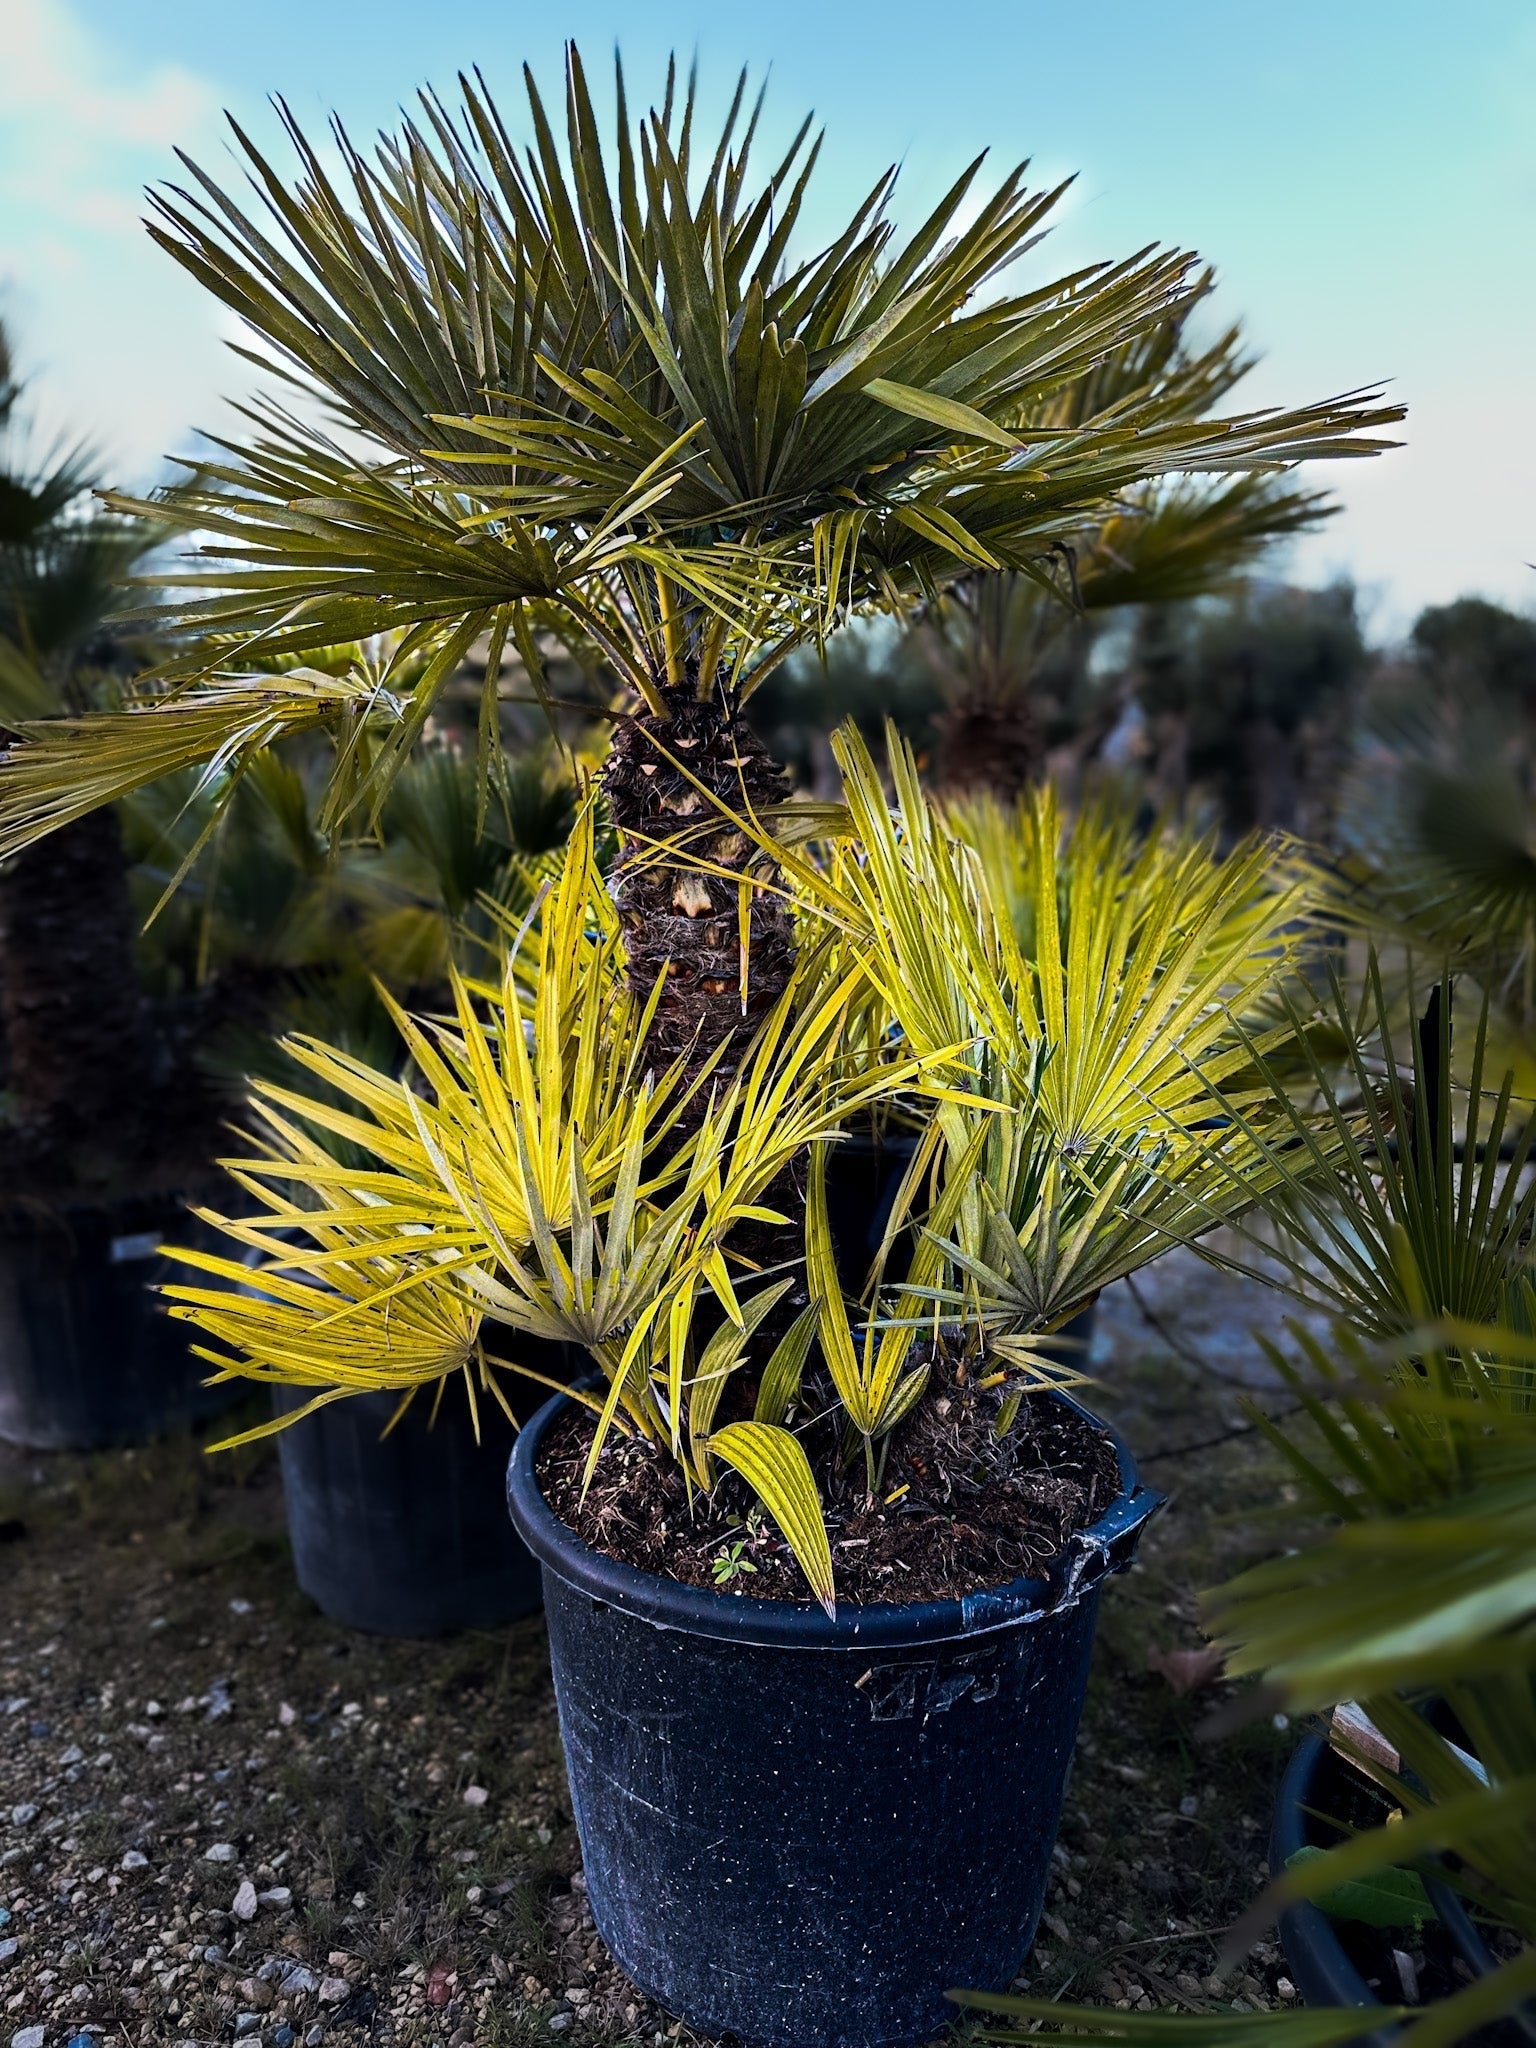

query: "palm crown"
xmin=0 ymin=47 xmax=1398 ymax=857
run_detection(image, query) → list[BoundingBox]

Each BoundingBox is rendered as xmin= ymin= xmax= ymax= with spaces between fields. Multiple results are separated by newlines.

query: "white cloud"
xmin=0 ymin=0 xmax=210 ymax=144
xmin=0 ymin=0 xmax=237 ymax=486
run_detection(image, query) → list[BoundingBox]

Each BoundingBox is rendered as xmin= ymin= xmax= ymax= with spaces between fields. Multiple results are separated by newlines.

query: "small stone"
xmin=548 ymin=2017 xmax=573 ymax=2035
xmin=258 ymin=1886 xmax=292 ymax=1909
xmin=278 ymin=1965 xmax=318 ymax=1997
xmin=8 ymin=1807 xmax=36 ymax=1828
xmin=1178 ymin=1794 xmax=1200 ymax=1818
xmin=317 ymin=1976 xmax=349 ymax=2004
xmin=229 ymin=1597 xmax=253 ymax=1615
xmin=144 ymin=1699 xmax=163 ymax=1717
xmin=11 ymin=2027 xmax=45 ymax=2048
xmin=203 ymin=1943 xmax=226 ymax=1964
xmin=0 ymin=1940 xmax=15 ymax=1963
xmin=67 ymin=2035 xmax=95 ymax=2048
xmin=234 ymin=2017 xmax=262 ymax=2039
xmin=1277 ymin=1977 xmax=1297 ymax=2001
xmin=231 ymin=1878 xmax=259 ymax=1921
xmin=120 ymin=1848 xmax=148 ymax=1870
xmin=58 ymin=1745 xmax=84 ymax=1766
xmin=305 ymin=2028 xmax=326 ymax=2047
xmin=272 ymin=2029 xmax=297 ymax=2048
xmin=205 ymin=1842 xmax=238 ymax=1863
xmin=277 ymin=1704 xmax=297 ymax=1728
xmin=462 ymin=1785 xmax=488 ymax=1808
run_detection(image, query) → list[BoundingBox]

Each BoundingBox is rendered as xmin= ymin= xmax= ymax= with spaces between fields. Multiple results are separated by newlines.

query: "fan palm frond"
xmin=0 ymin=50 xmax=1400 ymax=855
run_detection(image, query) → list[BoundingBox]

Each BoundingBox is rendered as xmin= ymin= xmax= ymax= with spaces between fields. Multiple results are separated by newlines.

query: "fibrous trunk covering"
xmin=602 ymin=684 xmax=794 ymax=1079
xmin=934 ymin=691 xmax=1041 ymax=800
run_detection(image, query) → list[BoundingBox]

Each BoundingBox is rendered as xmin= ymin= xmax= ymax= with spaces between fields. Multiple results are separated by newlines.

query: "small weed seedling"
xmin=712 ymin=1539 xmax=758 ymax=1587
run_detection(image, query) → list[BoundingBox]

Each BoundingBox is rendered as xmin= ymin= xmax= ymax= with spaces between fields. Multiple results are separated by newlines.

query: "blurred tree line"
xmin=752 ymin=580 xmax=1536 ymax=854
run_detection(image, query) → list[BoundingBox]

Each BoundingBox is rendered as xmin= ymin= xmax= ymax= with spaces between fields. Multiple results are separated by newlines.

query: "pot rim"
xmin=506 ymin=1383 xmax=1161 ymax=1650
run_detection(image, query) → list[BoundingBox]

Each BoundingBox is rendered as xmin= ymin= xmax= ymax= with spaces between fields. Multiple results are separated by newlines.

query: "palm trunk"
xmin=934 ymin=688 xmax=1042 ymax=799
xmin=0 ymin=803 xmax=156 ymax=1185
xmin=602 ymin=682 xmax=795 ymax=1080
xmin=602 ymin=680 xmax=806 ymax=1337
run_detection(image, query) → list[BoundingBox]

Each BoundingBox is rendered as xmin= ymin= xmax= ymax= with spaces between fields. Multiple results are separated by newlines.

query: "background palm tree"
xmin=0 ymin=48 xmax=1400 ymax=1093
xmin=914 ymin=296 xmax=1334 ymax=799
xmin=0 ymin=322 xmax=164 ymax=1188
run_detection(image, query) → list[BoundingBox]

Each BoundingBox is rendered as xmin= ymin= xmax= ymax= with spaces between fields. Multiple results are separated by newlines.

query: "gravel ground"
xmin=0 ymin=1266 xmax=1321 ymax=2048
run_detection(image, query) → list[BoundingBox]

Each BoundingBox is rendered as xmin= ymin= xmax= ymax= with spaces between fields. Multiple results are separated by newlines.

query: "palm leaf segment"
xmin=818 ymin=726 xmax=1321 ymax=1348
xmin=0 ymin=48 xmax=1399 ymax=855
xmin=164 ymin=802 xmax=954 ymax=1607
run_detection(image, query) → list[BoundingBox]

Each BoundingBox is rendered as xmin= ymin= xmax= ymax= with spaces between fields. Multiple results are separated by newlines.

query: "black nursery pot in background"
xmin=1272 ymin=1734 xmax=1532 ymax=2048
xmin=507 ymin=1388 xmax=1160 ymax=2048
xmin=276 ymin=1356 xmax=570 ymax=1637
xmin=1271 ymin=1737 xmax=1404 ymax=2047
xmin=822 ymin=1128 xmax=919 ymax=1290
xmin=0 ymin=1194 xmax=238 ymax=1449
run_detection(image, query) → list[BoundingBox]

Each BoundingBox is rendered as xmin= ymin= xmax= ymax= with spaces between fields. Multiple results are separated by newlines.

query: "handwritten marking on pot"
xmin=860 ymin=1647 xmax=1005 ymax=1723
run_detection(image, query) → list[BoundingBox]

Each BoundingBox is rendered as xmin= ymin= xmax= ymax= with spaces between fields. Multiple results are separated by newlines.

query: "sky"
xmin=2 ymin=0 xmax=1533 ymax=641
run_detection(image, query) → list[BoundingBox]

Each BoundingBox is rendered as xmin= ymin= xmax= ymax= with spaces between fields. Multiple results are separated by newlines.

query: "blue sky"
xmin=3 ymin=0 xmax=1532 ymax=636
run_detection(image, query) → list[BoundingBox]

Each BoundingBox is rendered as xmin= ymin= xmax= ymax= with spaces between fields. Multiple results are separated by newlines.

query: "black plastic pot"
xmin=1272 ymin=1734 xmax=1532 ymax=2047
xmin=277 ymin=1347 xmax=569 ymax=1637
xmin=508 ymin=1387 xmax=1160 ymax=2048
xmin=1272 ymin=1737 xmax=1404 ymax=2046
xmin=822 ymin=1129 xmax=919 ymax=1290
xmin=0 ymin=1193 xmax=239 ymax=1449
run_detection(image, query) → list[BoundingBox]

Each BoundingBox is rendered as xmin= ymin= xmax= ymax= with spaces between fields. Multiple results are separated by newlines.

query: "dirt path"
xmin=0 ymin=1280 xmax=1321 ymax=2048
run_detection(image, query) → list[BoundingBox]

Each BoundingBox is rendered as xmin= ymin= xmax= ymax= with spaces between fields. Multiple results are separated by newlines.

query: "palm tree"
xmin=0 ymin=323 xmax=161 ymax=1185
xmin=916 ymin=298 xmax=1335 ymax=798
xmin=0 ymin=49 xmax=1400 ymax=1092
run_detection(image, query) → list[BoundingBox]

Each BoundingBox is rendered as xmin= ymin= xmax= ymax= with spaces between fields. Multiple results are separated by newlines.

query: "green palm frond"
xmin=0 ymin=665 xmax=400 ymax=853
xmin=1187 ymin=962 xmax=1536 ymax=1341
xmin=1186 ymin=1296 xmax=1536 ymax=2048
xmin=1336 ymin=732 xmax=1536 ymax=1024
xmin=1073 ymin=473 xmax=1331 ymax=611
xmin=0 ymin=50 xmax=1400 ymax=857
xmin=1209 ymin=1317 xmax=1536 ymax=1705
